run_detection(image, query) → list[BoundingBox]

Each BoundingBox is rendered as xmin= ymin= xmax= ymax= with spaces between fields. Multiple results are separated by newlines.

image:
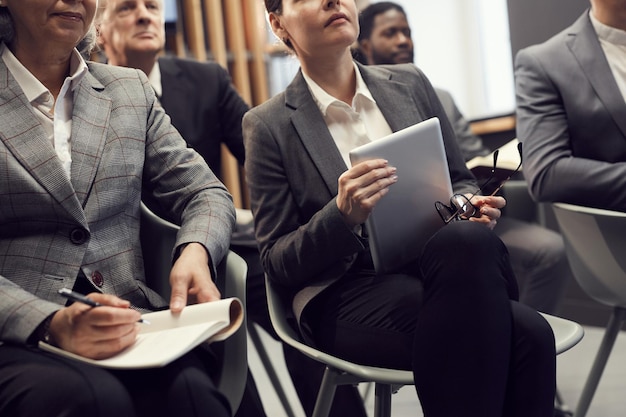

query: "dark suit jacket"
xmin=243 ymin=62 xmax=476 ymax=319
xmin=159 ymin=56 xmax=249 ymax=176
xmin=515 ymin=10 xmax=626 ymax=210
xmin=0 ymin=58 xmax=235 ymax=344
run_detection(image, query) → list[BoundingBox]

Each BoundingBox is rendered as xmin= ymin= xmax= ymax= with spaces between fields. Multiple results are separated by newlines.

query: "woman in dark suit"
xmin=243 ymin=1 xmax=556 ymax=416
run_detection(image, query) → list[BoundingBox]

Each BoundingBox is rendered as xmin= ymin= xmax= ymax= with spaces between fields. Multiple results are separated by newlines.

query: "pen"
xmin=58 ymin=288 xmax=150 ymax=324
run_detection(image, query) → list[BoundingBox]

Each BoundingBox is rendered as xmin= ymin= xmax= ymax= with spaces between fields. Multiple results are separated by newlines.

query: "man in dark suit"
xmin=95 ymin=0 xmax=247 ymax=190
xmin=356 ymin=1 xmax=571 ymax=318
xmin=515 ymin=0 xmax=626 ymax=211
xmin=95 ymin=1 xmax=268 ymax=416
xmin=96 ymin=1 xmax=364 ymax=416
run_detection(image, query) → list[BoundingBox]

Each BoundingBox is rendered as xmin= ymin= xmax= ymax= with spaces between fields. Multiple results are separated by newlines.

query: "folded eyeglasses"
xmin=435 ymin=142 xmax=523 ymax=224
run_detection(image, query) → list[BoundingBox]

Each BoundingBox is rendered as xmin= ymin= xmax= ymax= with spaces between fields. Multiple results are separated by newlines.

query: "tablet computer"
xmin=349 ymin=117 xmax=453 ymax=273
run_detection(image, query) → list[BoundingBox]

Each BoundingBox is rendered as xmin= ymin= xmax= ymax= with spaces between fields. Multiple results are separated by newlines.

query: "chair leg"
xmin=555 ymin=389 xmax=563 ymax=407
xmin=361 ymin=381 xmax=374 ymax=404
xmin=373 ymin=384 xmax=393 ymax=417
xmin=247 ymin=323 xmax=298 ymax=417
xmin=574 ymin=307 xmax=626 ymax=417
xmin=555 ymin=389 xmax=573 ymax=416
xmin=312 ymin=367 xmax=341 ymax=417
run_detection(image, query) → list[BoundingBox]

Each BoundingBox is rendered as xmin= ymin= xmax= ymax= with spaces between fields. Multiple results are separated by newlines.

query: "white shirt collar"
xmin=302 ymin=61 xmax=377 ymax=115
xmin=1 ymin=43 xmax=88 ymax=104
xmin=590 ymin=11 xmax=626 ymax=46
xmin=148 ymin=60 xmax=162 ymax=98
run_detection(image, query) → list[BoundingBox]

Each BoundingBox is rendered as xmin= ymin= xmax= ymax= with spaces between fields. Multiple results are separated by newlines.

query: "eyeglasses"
xmin=435 ymin=142 xmax=523 ymax=224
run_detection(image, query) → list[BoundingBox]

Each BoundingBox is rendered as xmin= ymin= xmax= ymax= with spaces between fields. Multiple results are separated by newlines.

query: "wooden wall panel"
xmin=243 ymin=0 xmax=270 ymax=106
xmin=177 ymin=0 xmax=271 ymax=208
xmin=181 ymin=0 xmax=207 ymax=60
xmin=204 ymin=0 xmax=227 ymax=66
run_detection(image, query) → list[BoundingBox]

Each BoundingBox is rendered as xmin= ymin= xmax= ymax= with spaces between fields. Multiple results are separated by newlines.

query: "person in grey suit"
xmin=0 ymin=1 xmax=234 ymax=416
xmin=244 ymin=0 xmax=556 ymax=416
xmin=515 ymin=0 xmax=626 ymax=211
xmin=356 ymin=1 xmax=571 ymax=318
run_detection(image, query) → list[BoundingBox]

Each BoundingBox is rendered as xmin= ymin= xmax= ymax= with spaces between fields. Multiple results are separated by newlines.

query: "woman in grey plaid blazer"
xmin=0 ymin=1 xmax=235 ymax=416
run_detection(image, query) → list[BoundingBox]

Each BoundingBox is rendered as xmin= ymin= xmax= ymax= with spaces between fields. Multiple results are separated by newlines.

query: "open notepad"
xmin=39 ymin=297 xmax=243 ymax=369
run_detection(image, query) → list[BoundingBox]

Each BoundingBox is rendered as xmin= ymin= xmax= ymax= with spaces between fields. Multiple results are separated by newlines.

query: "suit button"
xmin=91 ymin=271 xmax=104 ymax=287
xmin=69 ymin=228 xmax=88 ymax=245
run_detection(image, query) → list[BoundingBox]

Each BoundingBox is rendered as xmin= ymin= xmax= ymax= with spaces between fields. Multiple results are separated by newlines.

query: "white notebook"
xmin=349 ymin=117 xmax=453 ymax=273
xmin=39 ymin=297 xmax=243 ymax=369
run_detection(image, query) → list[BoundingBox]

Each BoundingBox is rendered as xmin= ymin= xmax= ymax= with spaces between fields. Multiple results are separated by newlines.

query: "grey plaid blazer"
xmin=0 ymin=59 xmax=235 ymax=344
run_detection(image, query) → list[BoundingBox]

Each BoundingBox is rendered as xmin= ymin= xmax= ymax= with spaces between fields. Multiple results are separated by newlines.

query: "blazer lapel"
xmin=69 ymin=67 xmax=111 ymax=206
xmin=569 ymin=14 xmax=626 ymax=138
xmin=285 ymin=71 xmax=346 ymax=196
xmin=158 ymin=57 xmax=182 ymax=102
xmin=284 ymin=65 xmax=422 ymax=196
xmin=0 ymin=59 xmax=85 ymax=222
xmin=358 ymin=63 xmax=422 ymax=133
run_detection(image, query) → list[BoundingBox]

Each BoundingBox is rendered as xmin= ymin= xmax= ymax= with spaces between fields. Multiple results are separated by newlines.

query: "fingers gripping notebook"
xmin=349 ymin=117 xmax=453 ymax=274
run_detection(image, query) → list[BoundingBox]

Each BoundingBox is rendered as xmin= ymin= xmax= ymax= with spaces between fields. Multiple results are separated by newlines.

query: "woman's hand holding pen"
xmin=49 ymin=293 xmax=142 ymax=360
xmin=337 ymin=159 xmax=398 ymax=228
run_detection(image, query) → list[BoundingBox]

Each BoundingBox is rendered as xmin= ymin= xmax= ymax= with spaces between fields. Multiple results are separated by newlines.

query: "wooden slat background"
xmin=171 ymin=0 xmax=269 ymax=208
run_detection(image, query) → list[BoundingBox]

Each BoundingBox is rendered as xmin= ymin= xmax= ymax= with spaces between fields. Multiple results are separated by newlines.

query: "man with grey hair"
xmin=96 ymin=2 xmax=272 ymax=416
xmin=97 ymin=2 xmax=367 ymax=417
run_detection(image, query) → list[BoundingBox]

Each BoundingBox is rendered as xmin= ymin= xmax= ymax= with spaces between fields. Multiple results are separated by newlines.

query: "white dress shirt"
xmin=590 ymin=11 xmax=626 ymax=102
xmin=302 ymin=62 xmax=393 ymax=168
xmin=147 ymin=60 xmax=162 ymax=98
xmin=1 ymin=43 xmax=88 ymax=179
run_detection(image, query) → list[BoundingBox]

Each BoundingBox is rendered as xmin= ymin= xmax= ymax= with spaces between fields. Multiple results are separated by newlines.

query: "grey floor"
xmin=247 ymin=324 xmax=626 ymax=417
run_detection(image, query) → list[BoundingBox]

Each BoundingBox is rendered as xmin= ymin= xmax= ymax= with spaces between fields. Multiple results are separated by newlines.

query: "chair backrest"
xmin=552 ymin=202 xmax=626 ymax=308
xmin=139 ymin=202 xmax=248 ymax=415
xmin=140 ymin=201 xmax=178 ymax=297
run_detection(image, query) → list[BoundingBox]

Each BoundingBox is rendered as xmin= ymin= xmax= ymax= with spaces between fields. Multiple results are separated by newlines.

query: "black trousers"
xmin=0 ymin=344 xmax=231 ymax=417
xmin=300 ymin=220 xmax=556 ymax=417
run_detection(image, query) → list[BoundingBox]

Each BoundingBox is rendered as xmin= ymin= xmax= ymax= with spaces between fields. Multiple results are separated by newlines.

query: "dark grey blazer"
xmin=515 ymin=10 xmax=626 ymax=210
xmin=0 ymin=59 xmax=235 ymax=344
xmin=243 ymin=62 xmax=476 ymax=319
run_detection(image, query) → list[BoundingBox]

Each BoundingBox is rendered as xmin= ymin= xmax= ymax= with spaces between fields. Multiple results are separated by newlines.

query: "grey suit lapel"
xmin=569 ymin=13 xmax=626 ymax=137
xmin=0 ymin=59 xmax=85 ymax=223
xmin=69 ymin=67 xmax=110 ymax=206
xmin=285 ymin=65 xmax=419 ymax=195
xmin=286 ymin=71 xmax=346 ymax=196
xmin=358 ymin=63 xmax=420 ymax=133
